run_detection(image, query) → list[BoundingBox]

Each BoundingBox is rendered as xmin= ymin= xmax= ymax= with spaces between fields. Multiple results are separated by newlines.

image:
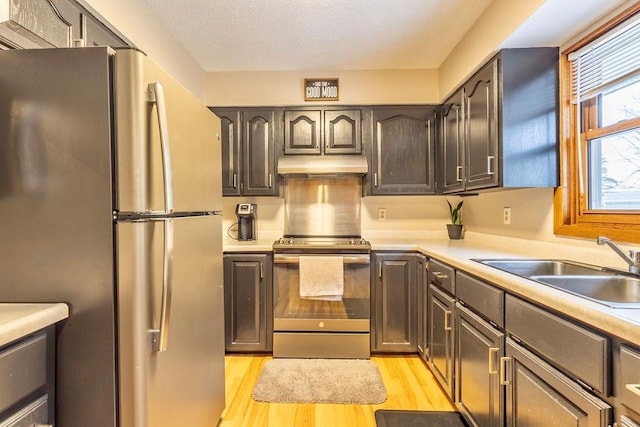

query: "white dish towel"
xmin=299 ymin=256 xmax=344 ymax=301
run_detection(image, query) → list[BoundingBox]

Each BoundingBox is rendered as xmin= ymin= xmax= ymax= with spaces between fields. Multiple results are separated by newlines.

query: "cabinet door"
xmin=455 ymin=303 xmax=504 ymax=427
xmin=284 ymin=110 xmax=322 ymax=155
xmin=81 ymin=13 xmax=126 ymax=47
xmin=505 ymin=337 xmax=611 ymax=427
xmin=441 ymin=93 xmax=465 ymax=193
xmin=417 ymin=255 xmax=429 ymax=361
xmin=215 ymin=109 xmax=241 ymax=196
xmin=223 ymin=254 xmax=272 ymax=352
xmin=371 ymin=107 xmax=436 ymax=195
xmin=324 ymin=109 xmax=362 ymax=154
xmin=464 ymin=59 xmax=499 ymax=190
xmin=428 ymin=284 xmax=455 ymax=398
xmin=243 ymin=110 xmax=277 ymax=195
xmin=372 ymin=253 xmax=417 ymax=352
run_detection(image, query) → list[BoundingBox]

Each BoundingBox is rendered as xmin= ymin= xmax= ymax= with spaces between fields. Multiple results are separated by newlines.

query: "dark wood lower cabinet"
xmin=455 ymin=303 xmax=504 ymax=427
xmin=428 ymin=283 xmax=455 ymax=398
xmin=372 ymin=253 xmax=417 ymax=352
xmin=504 ymin=337 xmax=611 ymax=427
xmin=223 ymin=254 xmax=272 ymax=352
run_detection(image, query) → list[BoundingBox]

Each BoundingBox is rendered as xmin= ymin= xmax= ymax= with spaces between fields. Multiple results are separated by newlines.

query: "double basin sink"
xmin=476 ymin=259 xmax=640 ymax=308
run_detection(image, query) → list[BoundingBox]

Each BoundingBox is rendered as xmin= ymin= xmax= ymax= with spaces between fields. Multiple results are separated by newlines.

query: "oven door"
xmin=273 ymin=253 xmax=370 ymax=332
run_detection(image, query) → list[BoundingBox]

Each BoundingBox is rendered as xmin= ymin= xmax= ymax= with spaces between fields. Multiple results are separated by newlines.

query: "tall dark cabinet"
xmin=213 ymin=108 xmax=279 ymax=196
xmin=223 ymin=254 xmax=273 ymax=352
xmin=439 ymin=48 xmax=559 ymax=194
xmin=369 ymin=106 xmax=436 ymax=195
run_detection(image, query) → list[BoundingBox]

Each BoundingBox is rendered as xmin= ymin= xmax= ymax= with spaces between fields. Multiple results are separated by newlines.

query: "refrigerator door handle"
xmin=148 ymin=82 xmax=175 ymax=214
xmin=151 ymin=218 xmax=174 ymax=352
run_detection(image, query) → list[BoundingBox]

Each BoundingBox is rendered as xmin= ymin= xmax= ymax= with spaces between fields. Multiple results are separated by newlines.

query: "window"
xmin=555 ymin=3 xmax=640 ymax=243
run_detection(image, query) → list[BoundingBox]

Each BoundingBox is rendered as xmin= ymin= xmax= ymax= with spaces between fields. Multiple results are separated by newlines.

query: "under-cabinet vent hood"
xmin=277 ymin=155 xmax=368 ymax=176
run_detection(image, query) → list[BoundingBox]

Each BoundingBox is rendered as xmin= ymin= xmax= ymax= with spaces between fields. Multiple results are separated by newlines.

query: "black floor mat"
xmin=374 ymin=410 xmax=468 ymax=427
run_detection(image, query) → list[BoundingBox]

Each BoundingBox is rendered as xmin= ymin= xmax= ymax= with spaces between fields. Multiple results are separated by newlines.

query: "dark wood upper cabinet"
xmin=440 ymin=96 xmax=465 ymax=194
xmin=284 ymin=109 xmax=322 ymax=155
xmin=324 ymin=109 xmax=362 ymax=154
xmin=242 ymin=109 xmax=278 ymax=196
xmin=211 ymin=107 xmax=279 ymax=197
xmin=284 ymin=107 xmax=362 ymax=155
xmin=370 ymin=106 xmax=436 ymax=195
xmin=440 ymin=47 xmax=559 ymax=194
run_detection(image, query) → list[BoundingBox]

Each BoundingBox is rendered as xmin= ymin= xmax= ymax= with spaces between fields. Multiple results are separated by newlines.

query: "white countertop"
xmin=0 ymin=303 xmax=69 ymax=347
xmin=222 ymin=230 xmax=640 ymax=344
xmin=371 ymin=233 xmax=640 ymax=345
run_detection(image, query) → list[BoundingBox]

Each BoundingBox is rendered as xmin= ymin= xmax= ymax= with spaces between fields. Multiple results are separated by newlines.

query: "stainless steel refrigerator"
xmin=0 ymin=47 xmax=225 ymax=427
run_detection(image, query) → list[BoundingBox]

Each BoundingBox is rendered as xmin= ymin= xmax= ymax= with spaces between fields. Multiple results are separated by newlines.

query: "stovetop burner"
xmin=273 ymin=236 xmax=371 ymax=253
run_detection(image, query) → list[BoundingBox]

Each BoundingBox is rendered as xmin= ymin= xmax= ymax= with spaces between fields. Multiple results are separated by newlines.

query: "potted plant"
xmin=446 ymin=199 xmax=464 ymax=239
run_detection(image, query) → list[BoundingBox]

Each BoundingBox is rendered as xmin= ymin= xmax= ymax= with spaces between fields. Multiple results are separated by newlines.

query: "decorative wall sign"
xmin=304 ymin=79 xmax=339 ymax=101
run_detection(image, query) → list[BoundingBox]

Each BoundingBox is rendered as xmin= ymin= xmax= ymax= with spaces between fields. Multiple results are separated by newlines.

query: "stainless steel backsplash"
xmin=284 ymin=177 xmax=362 ymax=237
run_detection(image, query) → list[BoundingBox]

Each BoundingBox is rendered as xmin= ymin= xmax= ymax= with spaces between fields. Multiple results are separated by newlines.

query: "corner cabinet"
xmin=371 ymin=252 xmax=418 ymax=353
xmin=369 ymin=106 xmax=437 ymax=195
xmin=213 ymin=108 xmax=280 ymax=196
xmin=284 ymin=107 xmax=362 ymax=155
xmin=440 ymin=48 xmax=559 ymax=193
xmin=223 ymin=253 xmax=273 ymax=352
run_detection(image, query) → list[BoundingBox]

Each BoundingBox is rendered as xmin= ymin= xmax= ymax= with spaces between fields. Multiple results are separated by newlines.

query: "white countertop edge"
xmin=0 ymin=303 xmax=69 ymax=347
xmin=408 ymin=239 xmax=640 ymax=345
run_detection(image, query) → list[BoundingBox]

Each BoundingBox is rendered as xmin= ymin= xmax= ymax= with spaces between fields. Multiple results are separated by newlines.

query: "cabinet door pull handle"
xmin=488 ymin=347 xmax=500 ymax=374
xmin=456 ymin=166 xmax=463 ymax=182
xmin=500 ymin=356 xmax=511 ymax=386
xmin=487 ymin=155 xmax=495 ymax=175
xmin=268 ymin=173 xmax=273 ymax=188
xmin=378 ymin=262 xmax=382 ymax=278
xmin=374 ymin=172 xmax=378 ymax=187
xmin=626 ymin=384 xmax=640 ymax=397
xmin=233 ymin=173 xmax=238 ymax=188
xmin=260 ymin=262 xmax=264 ymax=279
xmin=444 ymin=310 xmax=452 ymax=331
xmin=432 ymin=271 xmax=448 ymax=281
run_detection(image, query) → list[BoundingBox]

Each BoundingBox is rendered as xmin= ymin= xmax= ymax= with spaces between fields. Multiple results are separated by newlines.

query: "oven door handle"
xmin=273 ymin=254 xmax=370 ymax=265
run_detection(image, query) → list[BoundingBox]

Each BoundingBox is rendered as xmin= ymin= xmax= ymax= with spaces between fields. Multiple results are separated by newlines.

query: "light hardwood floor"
xmin=220 ymin=354 xmax=455 ymax=427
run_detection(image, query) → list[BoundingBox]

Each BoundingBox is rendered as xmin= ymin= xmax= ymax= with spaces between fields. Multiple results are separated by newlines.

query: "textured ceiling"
xmin=143 ymin=0 xmax=493 ymax=72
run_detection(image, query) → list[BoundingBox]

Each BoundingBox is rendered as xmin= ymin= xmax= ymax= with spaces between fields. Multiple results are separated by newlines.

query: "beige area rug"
xmin=251 ymin=358 xmax=388 ymax=404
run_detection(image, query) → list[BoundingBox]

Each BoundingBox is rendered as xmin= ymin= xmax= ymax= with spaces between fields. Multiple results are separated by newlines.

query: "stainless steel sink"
xmin=476 ymin=258 xmax=640 ymax=308
xmin=478 ymin=259 xmax=608 ymax=277
xmin=528 ymin=275 xmax=640 ymax=307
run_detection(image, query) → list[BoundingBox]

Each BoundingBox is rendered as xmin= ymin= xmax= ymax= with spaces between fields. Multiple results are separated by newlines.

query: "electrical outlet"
xmin=503 ymin=207 xmax=511 ymax=225
xmin=378 ymin=208 xmax=387 ymax=221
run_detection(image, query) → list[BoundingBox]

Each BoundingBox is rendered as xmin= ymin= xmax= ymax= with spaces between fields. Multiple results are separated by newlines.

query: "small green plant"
xmin=447 ymin=199 xmax=463 ymax=225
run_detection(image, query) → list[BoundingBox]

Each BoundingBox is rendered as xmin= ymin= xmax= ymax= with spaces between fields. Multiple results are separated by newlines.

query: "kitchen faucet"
xmin=596 ymin=236 xmax=640 ymax=275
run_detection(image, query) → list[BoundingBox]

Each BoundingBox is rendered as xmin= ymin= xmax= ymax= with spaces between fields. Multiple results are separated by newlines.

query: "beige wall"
xmin=438 ymin=0 xmax=545 ymax=99
xmin=204 ymin=69 xmax=439 ymax=106
xmin=82 ymin=0 xmax=205 ymax=100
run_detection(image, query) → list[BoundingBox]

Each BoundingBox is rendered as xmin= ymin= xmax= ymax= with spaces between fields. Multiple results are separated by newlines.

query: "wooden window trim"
xmin=554 ymin=2 xmax=640 ymax=243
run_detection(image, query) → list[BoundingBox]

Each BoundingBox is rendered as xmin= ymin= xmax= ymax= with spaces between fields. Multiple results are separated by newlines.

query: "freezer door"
xmin=114 ymin=49 xmax=222 ymax=214
xmin=117 ymin=215 xmax=225 ymax=427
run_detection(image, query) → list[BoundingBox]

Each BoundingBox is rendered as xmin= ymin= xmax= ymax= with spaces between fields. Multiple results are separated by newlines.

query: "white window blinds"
xmin=570 ymin=15 xmax=640 ymax=103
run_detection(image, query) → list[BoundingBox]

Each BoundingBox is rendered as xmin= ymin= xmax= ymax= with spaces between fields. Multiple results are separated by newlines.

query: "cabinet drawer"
xmin=505 ymin=295 xmax=608 ymax=394
xmin=456 ymin=271 xmax=504 ymax=327
xmin=0 ymin=333 xmax=48 ymax=414
xmin=429 ymin=259 xmax=455 ymax=295
xmin=0 ymin=394 xmax=48 ymax=427
xmin=621 ymin=345 xmax=640 ymax=416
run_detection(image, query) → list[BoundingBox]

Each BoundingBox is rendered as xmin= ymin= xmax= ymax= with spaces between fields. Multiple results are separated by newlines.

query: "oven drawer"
xmin=273 ymin=332 xmax=370 ymax=359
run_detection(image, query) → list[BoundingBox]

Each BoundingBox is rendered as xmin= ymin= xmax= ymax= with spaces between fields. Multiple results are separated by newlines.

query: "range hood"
xmin=277 ymin=155 xmax=368 ymax=176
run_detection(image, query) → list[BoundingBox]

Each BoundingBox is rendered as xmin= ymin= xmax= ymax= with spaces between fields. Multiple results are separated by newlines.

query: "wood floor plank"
xmin=219 ymin=354 xmax=455 ymax=426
